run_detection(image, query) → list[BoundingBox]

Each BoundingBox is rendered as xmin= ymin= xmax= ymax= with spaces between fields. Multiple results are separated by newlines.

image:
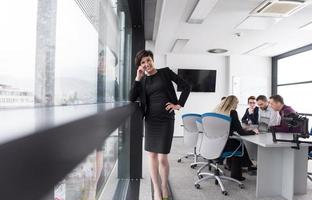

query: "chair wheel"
xmin=191 ymin=164 xmax=197 ymax=169
xmin=239 ymin=184 xmax=245 ymax=189
xmin=222 ymin=191 xmax=228 ymax=196
xmin=185 ymin=156 xmax=188 ymax=159
xmin=195 ymin=184 xmax=200 ymax=189
xmin=197 ymin=174 xmax=203 ymax=179
xmin=215 ymin=180 xmax=218 ymax=185
xmin=208 ymin=166 xmax=212 ymax=171
xmin=177 ymin=159 xmax=181 ymax=163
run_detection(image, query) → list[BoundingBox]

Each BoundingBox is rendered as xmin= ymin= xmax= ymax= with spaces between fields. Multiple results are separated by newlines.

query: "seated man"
xmin=242 ymin=96 xmax=259 ymax=125
xmin=269 ymin=94 xmax=298 ymax=133
xmin=256 ymin=95 xmax=281 ymax=132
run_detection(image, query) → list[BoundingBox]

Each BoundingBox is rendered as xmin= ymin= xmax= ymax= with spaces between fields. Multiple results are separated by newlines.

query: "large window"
xmin=0 ymin=0 xmax=133 ymax=199
xmin=276 ymin=49 xmax=312 ymax=114
xmin=0 ymin=0 xmax=132 ymax=108
xmin=0 ymin=1 xmax=37 ymax=108
xmin=274 ymin=45 xmax=312 ymax=130
xmin=54 ymin=0 xmax=98 ymax=105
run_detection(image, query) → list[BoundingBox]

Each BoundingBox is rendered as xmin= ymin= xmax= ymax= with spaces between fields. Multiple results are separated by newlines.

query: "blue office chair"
xmin=194 ymin=113 xmax=244 ymax=196
xmin=178 ymin=113 xmax=206 ymax=169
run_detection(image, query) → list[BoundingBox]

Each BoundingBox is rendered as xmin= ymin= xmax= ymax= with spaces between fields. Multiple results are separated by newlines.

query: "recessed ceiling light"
xmin=207 ymin=49 xmax=228 ymax=54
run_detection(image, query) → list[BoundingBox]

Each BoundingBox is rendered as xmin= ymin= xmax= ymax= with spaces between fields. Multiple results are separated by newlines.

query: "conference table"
xmin=235 ymin=132 xmax=311 ymax=200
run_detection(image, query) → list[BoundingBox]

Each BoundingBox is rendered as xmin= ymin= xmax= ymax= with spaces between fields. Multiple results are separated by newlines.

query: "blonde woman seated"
xmin=214 ymin=95 xmax=257 ymax=180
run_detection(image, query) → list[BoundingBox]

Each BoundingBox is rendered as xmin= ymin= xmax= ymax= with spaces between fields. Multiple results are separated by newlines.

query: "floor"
xmin=167 ymin=137 xmax=312 ymax=200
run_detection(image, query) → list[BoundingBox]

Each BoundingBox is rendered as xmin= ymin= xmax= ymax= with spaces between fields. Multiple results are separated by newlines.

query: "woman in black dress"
xmin=129 ymin=50 xmax=190 ymax=200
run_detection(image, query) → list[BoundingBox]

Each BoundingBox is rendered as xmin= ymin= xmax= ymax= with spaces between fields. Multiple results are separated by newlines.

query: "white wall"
xmin=228 ymin=55 xmax=272 ymax=116
xmin=166 ymin=54 xmax=229 ymax=136
xmin=162 ymin=54 xmax=271 ymax=136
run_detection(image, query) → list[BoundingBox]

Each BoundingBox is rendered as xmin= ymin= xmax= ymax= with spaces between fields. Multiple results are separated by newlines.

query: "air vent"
xmin=251 ymin=0 xmax=310 ymax=17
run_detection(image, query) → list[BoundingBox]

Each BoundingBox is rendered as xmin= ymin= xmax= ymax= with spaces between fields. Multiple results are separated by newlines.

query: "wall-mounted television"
xmin=177 ymin=69 xmax=217 ymax=92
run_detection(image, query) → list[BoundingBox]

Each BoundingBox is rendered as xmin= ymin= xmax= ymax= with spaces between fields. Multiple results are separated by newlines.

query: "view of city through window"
xmin=0 ymin=0 xmax=131 ymax=199
xmin=0 ymin=0 xmax=130 ymax=108
xmin=0 ymin=1 xmax=37 ymax=108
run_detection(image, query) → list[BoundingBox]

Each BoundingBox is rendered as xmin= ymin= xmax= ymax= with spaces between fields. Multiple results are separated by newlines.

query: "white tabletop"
xmin=235 ymin=132 xmax=312 ymax=148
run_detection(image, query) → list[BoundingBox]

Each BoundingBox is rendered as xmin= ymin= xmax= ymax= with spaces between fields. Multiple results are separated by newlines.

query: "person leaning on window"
xmin=214 ymin=95 xmax=257 ymax=181
xmin=242 ymin=96 xmax=259 ymax=125
xmin=129 ymin=50 xmax=190 ymax=200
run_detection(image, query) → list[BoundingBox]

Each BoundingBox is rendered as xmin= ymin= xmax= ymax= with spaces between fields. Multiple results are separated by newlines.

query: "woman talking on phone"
xmin=129 ymin=50 xmax=190 ymax=200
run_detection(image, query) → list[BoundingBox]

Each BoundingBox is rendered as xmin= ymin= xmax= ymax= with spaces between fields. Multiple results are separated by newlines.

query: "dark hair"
xmin=135 ymin=50 xmax=154 ymax=68
xmin=256 ymin=95 xmax=267 ymax=102
xmin=270 ymin=95 xmax=284 ymax=104
xmin=248 ymin=96 xmax=256 ymax=102
xmin=221 ymin=96 xmax=227 ymax=101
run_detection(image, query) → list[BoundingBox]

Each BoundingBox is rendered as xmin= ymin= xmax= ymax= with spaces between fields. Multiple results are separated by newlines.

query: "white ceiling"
xmin=151 ymin=0 xmax=312 ymax=56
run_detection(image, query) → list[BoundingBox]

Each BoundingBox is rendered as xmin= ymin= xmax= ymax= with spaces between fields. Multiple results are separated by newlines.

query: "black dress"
xmin=145 ymin=72 xmax=174 ymax=154
xmin=129 ymin=67 xmax=191 ymax=154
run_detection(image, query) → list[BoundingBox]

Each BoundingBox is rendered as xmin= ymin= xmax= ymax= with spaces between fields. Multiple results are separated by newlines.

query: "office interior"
xmin=0 ymin=0 xmax=312 ymax=200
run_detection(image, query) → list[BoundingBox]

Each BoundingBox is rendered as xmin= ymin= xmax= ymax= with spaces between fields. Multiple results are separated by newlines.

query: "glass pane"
xmin=277 ymin=49 xmax=312 ymax=85
xmin=278 ymin=83 xmax=312 ymax=130
xmin=0 ymin=0 xmax=37 ymax=108
xmin=54 ymin=130 xmax=118 ymax=200
xmin=54 ymin=0 xmax=98 ymax=106
xmin=105 ymin=47 xmax=118 ymax=102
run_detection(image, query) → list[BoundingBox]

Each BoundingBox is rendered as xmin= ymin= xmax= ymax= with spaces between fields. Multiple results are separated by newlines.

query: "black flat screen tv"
xmin=177 ymin=69 xmax=216 ymax=92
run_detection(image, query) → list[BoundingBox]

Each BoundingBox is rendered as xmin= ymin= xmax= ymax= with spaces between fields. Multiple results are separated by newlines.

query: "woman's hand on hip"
xmin=165 ymin=102 xmax=181 ymax=113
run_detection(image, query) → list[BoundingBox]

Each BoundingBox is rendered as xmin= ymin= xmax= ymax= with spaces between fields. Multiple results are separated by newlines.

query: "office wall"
xmin=228 ymin=55 xmax=272 ymax=116
xmin=166 ymin=54 xmax=229 ymax=136
xmin=162 ymin=54 xmax=271 ymax=136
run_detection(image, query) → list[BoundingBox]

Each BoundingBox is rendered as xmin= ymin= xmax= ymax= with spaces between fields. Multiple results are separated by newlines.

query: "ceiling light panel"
xmin=171 ymin=39 xmax=189 ymax=53
xmin=187 ymin=0 xmax=219 ymax=24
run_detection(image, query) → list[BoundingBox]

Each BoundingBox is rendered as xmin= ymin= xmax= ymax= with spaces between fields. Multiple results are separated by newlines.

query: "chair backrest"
xmin=196 ymin=119 xmax=203 ymax=133
xmin=182 ymin=113 xmax=202 ymax=148
xmin=195 ymin=119 xmax=204 ymax=151
xmin=200 ymin=112 xmax=231 ymax=160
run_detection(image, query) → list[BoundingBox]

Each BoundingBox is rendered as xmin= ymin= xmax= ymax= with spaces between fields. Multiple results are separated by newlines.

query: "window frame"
xmin=272 ymin=43 xmax=312 ymax=95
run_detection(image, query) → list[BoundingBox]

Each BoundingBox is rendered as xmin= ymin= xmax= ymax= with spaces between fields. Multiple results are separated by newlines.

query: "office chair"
xmin=178 ymin=113 xmax=206 ymax=169
xmin=194 ymin=113 xmax=244 ymax=196
xmin=195 ymin=118 xmax=223 ymax=176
